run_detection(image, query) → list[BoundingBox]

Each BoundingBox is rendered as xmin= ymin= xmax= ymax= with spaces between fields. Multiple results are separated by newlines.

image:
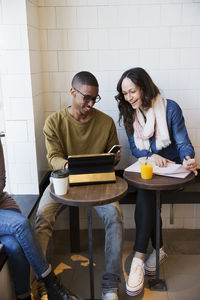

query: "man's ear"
xmin=70 ymin=87 xmax=75 ymax=96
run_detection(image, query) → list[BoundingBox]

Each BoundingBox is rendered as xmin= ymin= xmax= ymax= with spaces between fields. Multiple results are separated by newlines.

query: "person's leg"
xmin=0 ymin=209 xmax=49 ymax=276
xmin=150 ymin=201 xmax=163 ymax=250
xmin=94 ymin=201 xmax=123 ymax=296
xmin=126 ymin=189 xmax=156 ymax=296
xmin=34 ymin=184 xmax=80 ymax=299
xmin=0 ymin=209 xmax=80 ymax=300
xmin=134 ymin=189 xmax=157 ymax=255
xmin=0 ymin=235 xmax=30 ymax=299
xmin=144 ymin=196 xmax=167 ymax=276
xmin=34 ymin=184 xmax=64 ymax=256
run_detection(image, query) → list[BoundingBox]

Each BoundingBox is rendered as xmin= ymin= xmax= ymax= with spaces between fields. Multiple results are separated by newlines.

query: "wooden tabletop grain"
xmin=123 ymin=171 xmax=195 ymax=191
xmin=50 ymin=176 xmax=128 ymax=207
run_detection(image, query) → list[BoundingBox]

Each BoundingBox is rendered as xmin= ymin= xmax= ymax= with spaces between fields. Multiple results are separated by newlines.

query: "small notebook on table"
xmin=68 ymin=153 xmax=116 ymax=185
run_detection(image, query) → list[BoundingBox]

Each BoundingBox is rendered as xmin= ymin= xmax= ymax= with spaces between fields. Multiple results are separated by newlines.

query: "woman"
xmin=0 ymin=138 xmax=80 ymax=300
xmin=115 ymin=67 xmax=198 ymax=296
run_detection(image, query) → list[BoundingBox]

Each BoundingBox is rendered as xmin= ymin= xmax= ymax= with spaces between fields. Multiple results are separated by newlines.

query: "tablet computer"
xmin=68 ymin=153 xmax=116 ymax=185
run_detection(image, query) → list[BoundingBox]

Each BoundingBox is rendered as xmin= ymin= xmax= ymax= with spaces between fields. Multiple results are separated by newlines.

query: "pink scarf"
xmin=133 ymin=95 xmax=171 ymax=151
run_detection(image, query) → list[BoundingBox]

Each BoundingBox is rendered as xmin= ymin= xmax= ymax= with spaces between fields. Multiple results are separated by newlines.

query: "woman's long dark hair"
xmin=115 ymin=67 xmax=160 ymax=134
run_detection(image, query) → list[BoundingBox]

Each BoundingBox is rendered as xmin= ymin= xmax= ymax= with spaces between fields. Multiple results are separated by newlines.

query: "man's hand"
xmin=151 ymin=154 xmax=175 ymax=167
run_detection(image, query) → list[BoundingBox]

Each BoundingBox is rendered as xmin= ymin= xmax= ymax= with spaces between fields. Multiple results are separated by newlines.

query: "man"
xmin=34 ymin=71 xmax=123 ymax=300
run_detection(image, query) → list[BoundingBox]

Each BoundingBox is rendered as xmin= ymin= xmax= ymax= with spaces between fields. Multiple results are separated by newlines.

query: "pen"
xmin=184 ymin=157 xmax=198 ymax=176
xmin=184 ymin=156 xmax=192 ymax=167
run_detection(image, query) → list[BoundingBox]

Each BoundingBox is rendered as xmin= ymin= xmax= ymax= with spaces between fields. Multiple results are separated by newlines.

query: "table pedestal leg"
xmin=69 ymin=206 xmax=80 ymax=252
xmin=148 ymin=190 xmax=167 ymax=291
xmin=88 ymin=207 xmax=95 ymax=300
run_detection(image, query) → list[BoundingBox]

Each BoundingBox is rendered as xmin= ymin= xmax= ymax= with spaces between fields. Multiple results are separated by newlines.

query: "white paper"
xmin=125 ymin=161 xmax=190 ymax=178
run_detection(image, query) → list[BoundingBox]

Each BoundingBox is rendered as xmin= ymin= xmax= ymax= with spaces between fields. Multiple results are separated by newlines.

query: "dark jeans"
xmin=134 ymin=189 xmax=163 ymax=253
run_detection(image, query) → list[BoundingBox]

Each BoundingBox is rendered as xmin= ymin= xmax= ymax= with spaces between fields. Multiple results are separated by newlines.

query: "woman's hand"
xmin=183 ymin=157 xmax=198 ymax=176
xmin=151 ymin=154 xmax=175 ymax=168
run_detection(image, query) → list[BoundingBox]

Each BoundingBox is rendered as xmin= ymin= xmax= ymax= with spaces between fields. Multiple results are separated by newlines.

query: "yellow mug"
xmin=140 ymin=159 xmax=153 ymax=179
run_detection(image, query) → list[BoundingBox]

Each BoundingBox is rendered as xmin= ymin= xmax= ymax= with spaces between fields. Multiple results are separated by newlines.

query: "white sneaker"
xmin=145 ymin=248 xmax=168 ymax=276
xmin=102 ymin=290 xmax=118 ymax=300
xmin=126 ymin=257 xmax=144 ymax=296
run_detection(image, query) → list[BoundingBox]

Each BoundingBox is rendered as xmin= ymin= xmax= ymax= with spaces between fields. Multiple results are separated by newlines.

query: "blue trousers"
xmin=0 ymin=209 xmax=49 ymax=297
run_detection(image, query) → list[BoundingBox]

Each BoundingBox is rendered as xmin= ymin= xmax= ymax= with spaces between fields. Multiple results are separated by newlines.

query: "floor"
xmin=49 ymin=229 xmax=200 ymax=300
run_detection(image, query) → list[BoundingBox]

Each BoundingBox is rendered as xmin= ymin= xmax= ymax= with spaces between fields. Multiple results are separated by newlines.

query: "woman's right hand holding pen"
xmin=183 ymin=156 xmax=198 ymax=176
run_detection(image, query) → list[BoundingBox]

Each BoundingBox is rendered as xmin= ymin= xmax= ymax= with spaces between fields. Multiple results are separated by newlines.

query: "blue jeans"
xmin=0 ymin=209 xmax=49 ymax=297
xmin=35 ymin=184 xmax=123 ymax=291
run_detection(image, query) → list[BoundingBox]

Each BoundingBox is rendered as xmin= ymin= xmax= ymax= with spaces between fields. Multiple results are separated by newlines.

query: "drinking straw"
xmin=145 ymin=140 xmax=153 ymax=163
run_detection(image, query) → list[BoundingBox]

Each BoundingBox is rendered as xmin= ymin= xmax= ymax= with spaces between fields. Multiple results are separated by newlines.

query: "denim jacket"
xmin=127 ymin=99 xmax=195 ymax=164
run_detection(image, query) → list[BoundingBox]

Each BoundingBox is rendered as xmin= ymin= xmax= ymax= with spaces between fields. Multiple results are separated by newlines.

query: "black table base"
xmin=88 ymin=207 xmax=95 ymax=300
xmin=87 ymin=207 xmax=101 ymax=300
xmin=148 ymin=190 xmax=167 ymax=291
xmin=148 ymin=278 xmax=167 ymax=291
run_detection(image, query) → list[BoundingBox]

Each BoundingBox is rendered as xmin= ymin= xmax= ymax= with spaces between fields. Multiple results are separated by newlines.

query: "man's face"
xmin=71 ymin=84 xmax=99 ymax=116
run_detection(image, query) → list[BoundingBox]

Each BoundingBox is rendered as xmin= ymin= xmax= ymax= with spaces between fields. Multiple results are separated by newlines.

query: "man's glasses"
xmin=73 ymin=87 xmax=101 ymax=103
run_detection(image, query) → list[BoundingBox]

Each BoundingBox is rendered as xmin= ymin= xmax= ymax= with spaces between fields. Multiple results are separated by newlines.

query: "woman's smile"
xmin=121 ymin=77 xmax=142 ymax=109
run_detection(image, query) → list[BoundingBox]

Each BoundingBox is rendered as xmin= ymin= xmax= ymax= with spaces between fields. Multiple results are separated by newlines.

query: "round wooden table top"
xmin=50 ymin=176 xmax=128 ymax=207
xmin=123 ymin=171 xmax=195 ymax=191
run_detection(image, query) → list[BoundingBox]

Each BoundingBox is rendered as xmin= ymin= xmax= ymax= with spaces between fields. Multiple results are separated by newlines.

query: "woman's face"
xmin=121 ymin=77 xmax=142 ymax=110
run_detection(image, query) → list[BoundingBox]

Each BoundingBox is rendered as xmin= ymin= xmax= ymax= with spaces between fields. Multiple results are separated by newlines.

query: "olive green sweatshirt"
xmin=43 ymin=107 xmax=119 ymax=170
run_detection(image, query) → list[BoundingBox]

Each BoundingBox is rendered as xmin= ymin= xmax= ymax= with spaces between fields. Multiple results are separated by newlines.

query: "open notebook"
xmin=125 ymin=161 xmax=191 ymax=178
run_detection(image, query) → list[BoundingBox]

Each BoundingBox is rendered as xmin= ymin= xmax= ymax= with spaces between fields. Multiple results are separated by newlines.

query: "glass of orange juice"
xmin=139 ymin=158 xmax=153 ymax=179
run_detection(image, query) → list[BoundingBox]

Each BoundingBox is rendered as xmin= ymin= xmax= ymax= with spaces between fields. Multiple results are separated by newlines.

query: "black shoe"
xmin=33 ymin=279 xmax=48 ymax=300
xmin=17 ymin=296 xmax=32 ymax=300
xmin=43 ymin=272 xmax=81 ymax=300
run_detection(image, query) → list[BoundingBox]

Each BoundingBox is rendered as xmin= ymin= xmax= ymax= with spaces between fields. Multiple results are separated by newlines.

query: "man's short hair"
xmin=72 ymin=71 xmax=98 ymax=88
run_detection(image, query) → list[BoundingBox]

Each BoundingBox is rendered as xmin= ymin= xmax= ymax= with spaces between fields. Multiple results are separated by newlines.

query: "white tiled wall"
xmin=1 ymin=0 xmax=200 ymax=229
xmin=26 ymin=0 xmax=48 ymax=182
xmin=37 ymin=0 xmax=200 ymax=230
xmin=36 ymin=0 xmax=200 ymax=169
xmin=0 ymin=0 xmax=39 ymax=194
